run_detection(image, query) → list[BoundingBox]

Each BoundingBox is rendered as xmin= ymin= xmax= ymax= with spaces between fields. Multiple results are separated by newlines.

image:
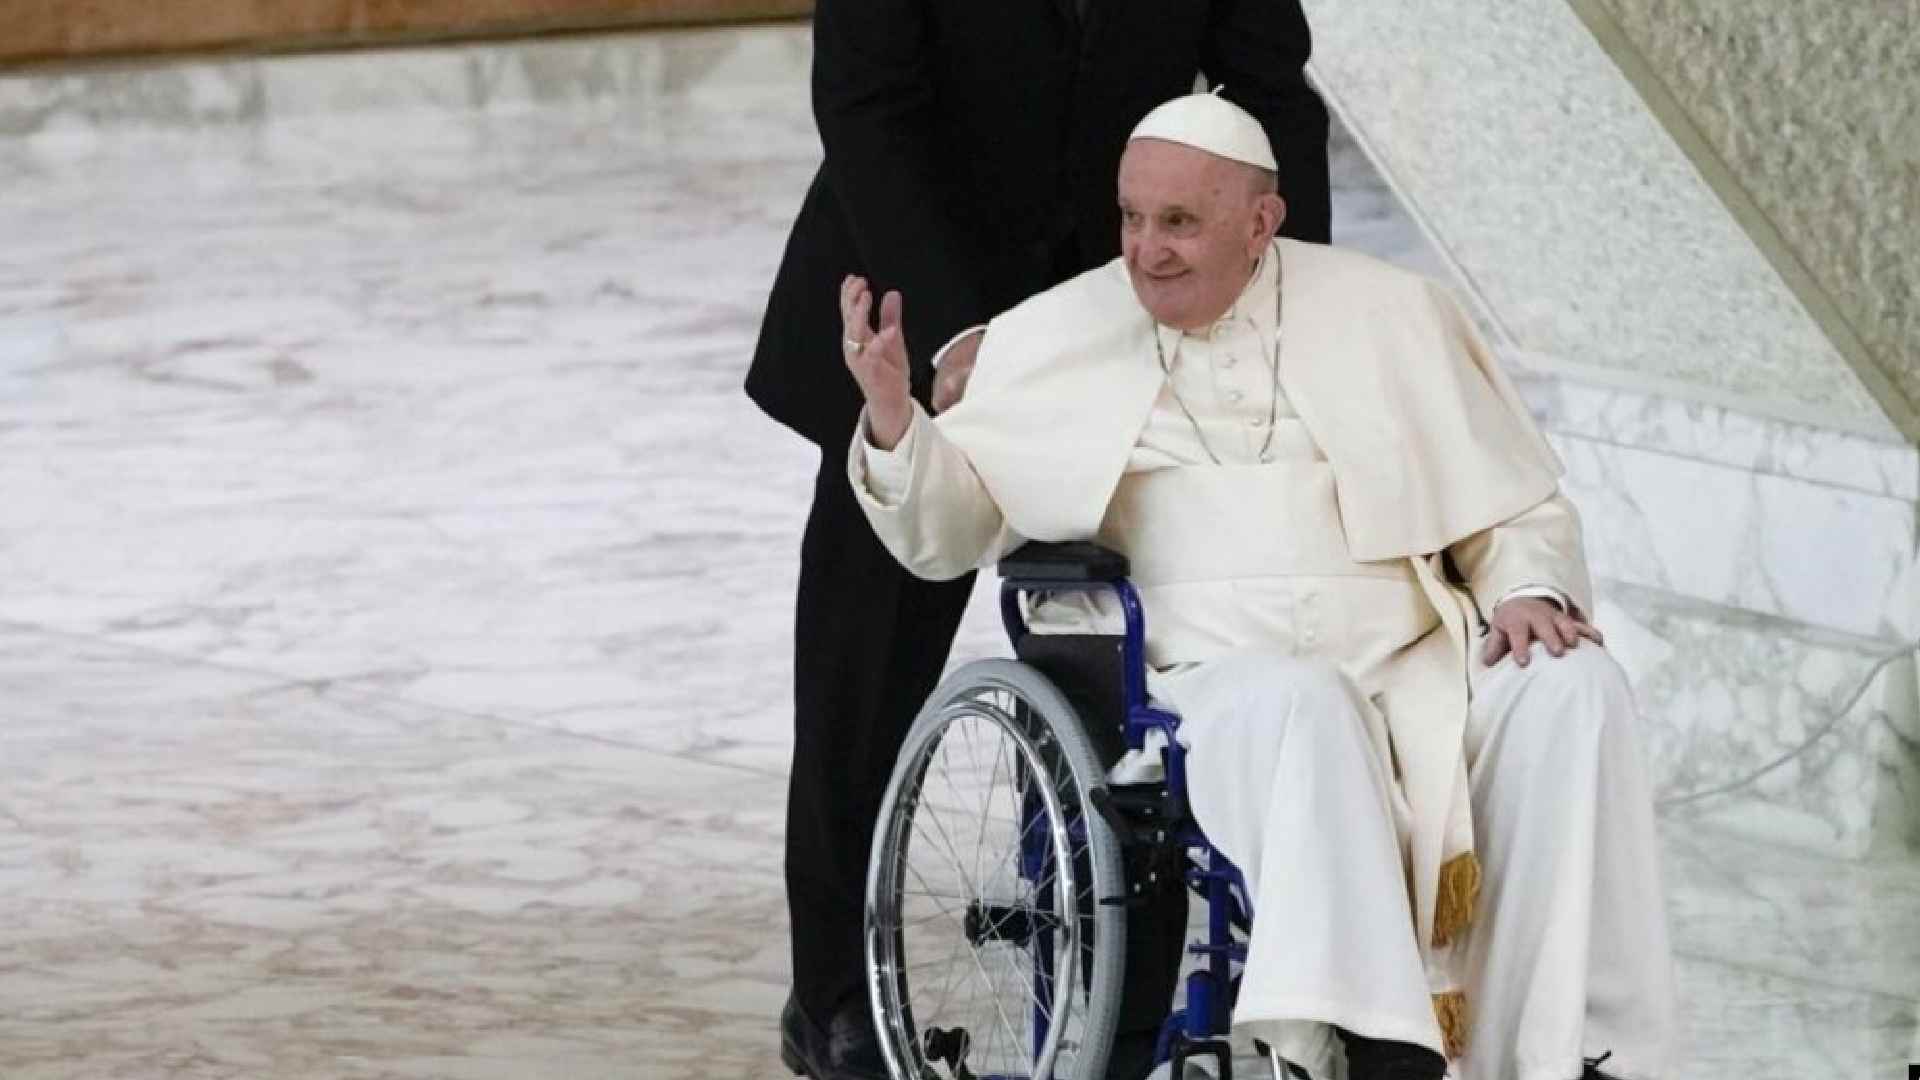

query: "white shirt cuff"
xmin=858 ymin=408 xmax=920 ymax=505
xmin=931 ymin=325 xmax=987 ymax=369
xmin=1498 ymin=584 xmax=1571 ymax=612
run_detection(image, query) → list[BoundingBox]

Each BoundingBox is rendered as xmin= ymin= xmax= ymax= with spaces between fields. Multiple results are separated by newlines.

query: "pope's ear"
xmin=1262 ymin=192 xmax=1287 ymax=238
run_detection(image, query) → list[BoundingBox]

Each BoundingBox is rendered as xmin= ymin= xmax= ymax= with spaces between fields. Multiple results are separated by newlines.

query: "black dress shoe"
xmin=780 ymin=994 xmax=889 ymax=1080
xmin=779 ymin=996 xmax=816 ymax=1076
xmin=1336 ymin=1028 xmax=1447 ymax=1080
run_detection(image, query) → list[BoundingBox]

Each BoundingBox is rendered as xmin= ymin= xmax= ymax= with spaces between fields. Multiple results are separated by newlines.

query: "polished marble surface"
xmin=1555 ymin=428 xmax=1918 ymax=641
xmin=1596 ymin=582 xmax=1919 ymax=857
xmin=0 ymin=624 xmax=791 ymax=1079
xmin=0 ymin=24 xmax=815 ymax=135
xmin=2 ymin=24 xmax=1917 ymax=1080
xmin=1519 ymin=373 xmax=1919 ymax=503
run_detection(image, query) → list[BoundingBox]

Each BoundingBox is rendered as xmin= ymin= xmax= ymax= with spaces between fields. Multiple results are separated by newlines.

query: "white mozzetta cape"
xmin=933 ymin=237 xmax=1562 ymax=565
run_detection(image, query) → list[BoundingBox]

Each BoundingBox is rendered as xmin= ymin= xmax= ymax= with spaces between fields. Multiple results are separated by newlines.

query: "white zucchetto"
xmin=1127 ymin=91 xmax=1277 ymax=172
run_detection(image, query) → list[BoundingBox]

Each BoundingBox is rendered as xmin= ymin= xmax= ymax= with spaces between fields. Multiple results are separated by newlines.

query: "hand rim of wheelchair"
xmin=865 ymin=659 xmax=1128 ymax=1080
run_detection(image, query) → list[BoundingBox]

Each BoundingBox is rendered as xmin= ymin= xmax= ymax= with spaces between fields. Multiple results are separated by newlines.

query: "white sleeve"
xmin=1447 ymin=493 xmax=1594 ymax=619
xmin=1497 ymin=584 xmax=1571 ymax=612
xmin=856 ymin=410 xmax=920 ymax=506
xmin=844 ymin=402 xmax=1013 ymax=581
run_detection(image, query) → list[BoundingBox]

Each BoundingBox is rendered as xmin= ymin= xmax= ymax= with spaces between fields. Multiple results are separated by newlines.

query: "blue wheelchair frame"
xmin=997 ymin=556 xmax=1255 ymax=1077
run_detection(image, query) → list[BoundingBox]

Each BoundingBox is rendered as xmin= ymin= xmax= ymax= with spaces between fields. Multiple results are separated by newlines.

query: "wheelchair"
xmin=865 ymin=541 xmax=1281 ymax=1080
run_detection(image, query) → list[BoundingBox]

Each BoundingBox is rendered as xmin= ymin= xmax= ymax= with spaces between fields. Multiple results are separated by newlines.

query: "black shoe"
xmin=779 ymin=996 xmax=815 ymax=1076
xmin=780 ymin=994 xmax=888 ymax=1080
xmin=1581 ymin=1051 xmax=1621 ymax=1079
xmin=1337 ymin=1028 xmax=1447 ymax=1080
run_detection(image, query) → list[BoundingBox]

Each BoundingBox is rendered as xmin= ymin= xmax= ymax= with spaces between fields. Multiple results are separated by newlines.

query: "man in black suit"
xmin=748 ymin=2 xmax=1330 ymax=1077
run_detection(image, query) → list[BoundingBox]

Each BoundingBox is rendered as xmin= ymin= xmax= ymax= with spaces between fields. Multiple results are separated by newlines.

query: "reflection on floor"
xmin=0 ymin=23 xmax=1913 ymax=1080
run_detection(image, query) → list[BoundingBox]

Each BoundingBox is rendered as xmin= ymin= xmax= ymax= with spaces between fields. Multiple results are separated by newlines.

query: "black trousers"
xmin=785 ymin=458 xmax=977 ymax=1018
xmin=783 ymin=455 xmax=1188 ymax=1059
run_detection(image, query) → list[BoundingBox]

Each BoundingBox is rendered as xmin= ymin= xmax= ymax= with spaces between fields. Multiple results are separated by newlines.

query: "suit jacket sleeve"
xmin=846 ymin=402 xmax=1019 ymax=581
xmin=813 ymin=0 xmax=994 ymax=376
xmin=1448 ymin=493 xmax=1597 ymax=621
xmin=1202 ymin=0 xmax=1331 ymax=244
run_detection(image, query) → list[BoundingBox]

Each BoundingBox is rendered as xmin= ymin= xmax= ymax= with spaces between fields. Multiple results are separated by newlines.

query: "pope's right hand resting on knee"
xmin=838 ymin=93 xmax=1677 ymax=1080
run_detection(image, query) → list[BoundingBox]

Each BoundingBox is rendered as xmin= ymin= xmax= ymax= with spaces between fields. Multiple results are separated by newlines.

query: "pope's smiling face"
xmin=1118 ymin=138 xmax=1285 ymax=332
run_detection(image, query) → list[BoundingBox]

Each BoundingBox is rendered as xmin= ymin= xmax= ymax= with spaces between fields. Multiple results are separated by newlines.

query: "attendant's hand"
xmin=841 ymin=275 xmax=912 ymax=450
xmin=1481 ymin=596 xmax=1604 ymax=667
xmin=931 ymin=331 xmax=982 ymax=414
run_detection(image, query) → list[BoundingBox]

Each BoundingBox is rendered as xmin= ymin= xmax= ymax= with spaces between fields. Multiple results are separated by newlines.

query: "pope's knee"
xmin=1500 ymin=642 xmax=1635 ymax=744
xmin=1184 ymin=654 xmax=1366 ymax=749
xmin=1528 ymin=641 xmax=1630 ymax=698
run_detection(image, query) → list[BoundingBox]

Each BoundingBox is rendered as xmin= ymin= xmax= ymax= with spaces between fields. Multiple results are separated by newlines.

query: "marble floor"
xmin=0 ymin=23 xmax=1915 ymax=1080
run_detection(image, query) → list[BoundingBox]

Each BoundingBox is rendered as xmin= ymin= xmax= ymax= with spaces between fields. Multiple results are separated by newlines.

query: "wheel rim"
xmin=868 ymin=686 xmax=1094 ymax=1080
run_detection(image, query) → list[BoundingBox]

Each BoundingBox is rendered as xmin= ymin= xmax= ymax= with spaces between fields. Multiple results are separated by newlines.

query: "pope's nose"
xmin=1128 ymin=234 xmax=1169 ymax=269
xmin=1140 ymin=248 xmax=1182 ymax=276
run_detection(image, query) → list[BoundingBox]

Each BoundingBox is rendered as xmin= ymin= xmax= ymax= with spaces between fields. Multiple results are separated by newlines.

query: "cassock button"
xmin=1225 ymin=389 xmax=1245 ymax=404
xmin=1218 ymin=354 xmax=1237 ymax=369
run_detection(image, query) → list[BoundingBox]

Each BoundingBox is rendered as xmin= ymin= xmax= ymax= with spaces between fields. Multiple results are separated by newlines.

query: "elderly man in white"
xmin=835 ymin=94 xmax=1676 ymax=1080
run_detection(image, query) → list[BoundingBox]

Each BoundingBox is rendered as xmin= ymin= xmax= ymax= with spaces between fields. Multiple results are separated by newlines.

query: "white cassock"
xmin=850 ymin=242 xmax=1678 ymax=1080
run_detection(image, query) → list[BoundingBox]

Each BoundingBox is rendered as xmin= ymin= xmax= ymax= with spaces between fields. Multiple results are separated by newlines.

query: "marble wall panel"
xmin=1519 ymin=371 xmax=1919 ymax=502
xmin=1297 ymin=0 xmax=1905 ymax=438
xmin=1551 ymin=423 xmax=1919 ymax=642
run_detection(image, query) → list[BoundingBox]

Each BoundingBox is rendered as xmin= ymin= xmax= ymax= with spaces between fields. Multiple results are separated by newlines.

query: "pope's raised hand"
xmin=841 ymin=275 xmax=913 ymax=450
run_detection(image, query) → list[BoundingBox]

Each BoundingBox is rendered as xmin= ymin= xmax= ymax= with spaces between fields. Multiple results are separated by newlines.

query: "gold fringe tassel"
xmin=1432 ymin=991 xmax=1470 ymax=1058
xmin=1431 ymin=851 xmax=1482 ymax=948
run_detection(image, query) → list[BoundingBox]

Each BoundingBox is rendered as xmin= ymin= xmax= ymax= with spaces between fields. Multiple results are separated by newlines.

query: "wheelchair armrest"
xmin=997 ymin=541 xmax=1130 ymax=584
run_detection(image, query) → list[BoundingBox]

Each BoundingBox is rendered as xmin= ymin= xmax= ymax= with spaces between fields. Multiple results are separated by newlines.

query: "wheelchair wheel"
xmin=866 ymin=658 xmax=1127 ymax=1080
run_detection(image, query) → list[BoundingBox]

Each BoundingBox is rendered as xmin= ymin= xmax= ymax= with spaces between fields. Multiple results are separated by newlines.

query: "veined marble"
xmin=1554 ymin=429 xmax=1919 ymax=642
xmin=1 ymin=22 xmax=1916 ymax=1080
xmin=1597 ymin=582 xmax=1920 ymax=857
xmin=1518 ymin=371 xmax=1920 ymax=503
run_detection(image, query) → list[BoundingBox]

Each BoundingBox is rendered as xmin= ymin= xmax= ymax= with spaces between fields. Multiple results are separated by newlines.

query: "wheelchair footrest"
xmin=1092 ymin=782 xmax=1191 ymax=911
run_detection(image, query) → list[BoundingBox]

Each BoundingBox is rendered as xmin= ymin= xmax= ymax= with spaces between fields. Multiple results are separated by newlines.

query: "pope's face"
xmin=1117 ymin=139 xmax=1279 ymax=332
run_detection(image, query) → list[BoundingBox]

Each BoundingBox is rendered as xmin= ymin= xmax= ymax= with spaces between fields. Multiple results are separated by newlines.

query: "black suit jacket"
xmin=748 ymin=0 xmax=1331 ymax=447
